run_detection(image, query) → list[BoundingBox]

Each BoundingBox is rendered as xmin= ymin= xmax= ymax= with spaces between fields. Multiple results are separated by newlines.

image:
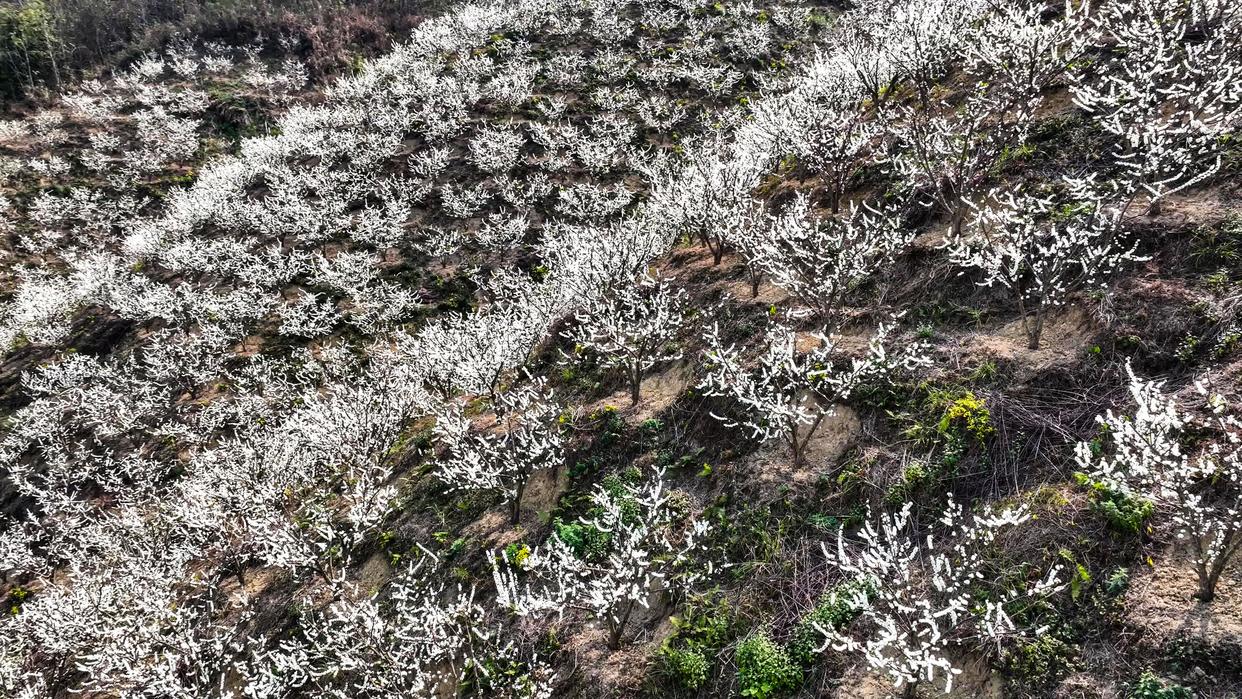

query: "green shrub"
xmin=1003 ymin=633 xmax=1078 ymax=686
xmin=885 ymin=461 xmax=933 ymax=503
xmin=657 ymin=644 xmax=709 ymax=690
xmin=1130 ymin=671 xmax=1192 ymax=699
xmin=7 ymin=586 xmax=30 ymax=615
xmin=1104 ymin=567 xmax=1130 ymax=598
xmin=1189 ymin=214 xmax=1242 ymax=270
xmin=669 ymin=593 xmax=733 ymax=651
xmin=1074 ymin=473 xmax=1154 ymax=534
xmin=0 ymin=0 xmax=63 ymax=99
xmin=938 ymin=392 xmax=994 ymax=442
xmin=788 ymin=580 xmax=869 ymax=667
xmin=553 ymin=518 xmax=610 ymax=561
xmin=640 ymin=417 xmax=664 ymax=434
xmin=736 ymin=632 xmax=800 ymax=699
xmin=1096 ymin=494 xmax=1153 ymax=533
xmin=652 ymin=593 xmax=733 ymax=692
xmin=503 ymin=542 xmax=530 ymax=568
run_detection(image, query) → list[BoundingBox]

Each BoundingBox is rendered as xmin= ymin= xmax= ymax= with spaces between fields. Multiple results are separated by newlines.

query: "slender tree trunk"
xmin=1196 ymin=545 xmax=1236 ymax=603
xmin=949 ymin=202 xmax=965 ymax=238
xmin=510 ymin=476 xmax=527 ymax=525
xmin=630 ymin=362 xmax=642 ymax=406
xmin=1015 ymin=295 xmax=1043 ymax=350
xmin=1196 ymin=568 xmax=1216 ymax=603
xmin=40 ymin=14 xmax=60 ymax=91
xmin=790 ymin=430 xmax=803 ymax=467
xmin=609 ymin=598 xmax=637 ymax=650
xmin=790 ymin=413 xmax=827 ymax=468
xmin=1026 ymin=306 xmax=1045 ymax=350
xmin=788 ymin=420 xmax=804 ymax=467
xmin=22 ymin=40 xmax=34 ymax=91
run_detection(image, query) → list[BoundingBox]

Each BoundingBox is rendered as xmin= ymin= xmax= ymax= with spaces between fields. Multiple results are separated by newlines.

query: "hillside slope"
xmin=0 ymin=0 xmax=1240 ymax=698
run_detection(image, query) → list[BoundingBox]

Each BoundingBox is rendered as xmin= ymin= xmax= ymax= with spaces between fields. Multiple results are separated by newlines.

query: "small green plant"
xmin=553 ymin=518 xmax=610 ymax=561
xmin=1189 ymin=214 xmax=1242 ymax=269
xmin=1130 ymin=671 xmax=1193 ymax=699
xmin=591 ymin=405 xmax=626 ymax=446
xmin=462 ymin=654 xmax=548 ymax=697
xmin=1212 ymin=325 xmax=1240 ymax=358
xmin=806 ymin=10 xmax=832 ymax=29
xmin=968 ymin=359 xmax=999 ymax=383
xmin=568 ymin=456 xmax=600 ymax=479
xmin=736 ymin=631 xmax=801 ymax=699
xmin=448 ymin=537 xmax=469 ymax=557
xmin=788 ymin=580 xmax=869 ymax=667
xmin=1058 ymin=548 xmax=1093 ymax=601
xmin=1175 ymin=333 xmax=1200 ymax=363
xmin=938 ymin=392 xmax=994 ymax=442
xmin=994 ymin=142 xmax=1037 ymax=171
xmin=1002 ymin=632 xmax=1079 ymax=687
xmin=657 ymin=644 xmax=709 ymax=690
xmin=805 ymin=512 xmax=838 ymax=532
xmin=654 ymin=592 xmax=733 ymax=690
xmin=1203 ymin=268 xmax=1232 ymax=290
xmin=655 ymin=447 xmax=704 ymax=471
xmin=1104 ymin=567 xmax=1130 ymax=597
xmin=1074 ymin=473 xmax=1155 ymax=534
xmin=884 ymin=461 xmax=932 ymax=504
xmin=7 ymin=586 xmax=30 ymax=615
xmin=504 ymin=542 xmax=531 ymax=568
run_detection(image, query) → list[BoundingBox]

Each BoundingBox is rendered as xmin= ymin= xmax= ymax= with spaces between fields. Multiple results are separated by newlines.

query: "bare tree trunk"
xmin=1026 ymin=307 xmax=1045 ymax=350
xmin=629 ymin=362 xmax=642 ymax=406
xmin=949 ymin=202 xmax=965 ymax=238
xmin=1196 ymin=570 xmax=1216 ymax=603
xmin=1015 ymin=295 xmax=1043 ymax=350
xmin=510 ymin=476 xmax=527 ymax=525
xmin=609 ymin=598 xmax=637 ymax=650
xmin=40 ymin=11 xmax=60 ymax=91
xmin=21 ymin=39 xmax=34 ymax=91
xmin=1196 ymin=543 xmax=1238 ymax=603
xmin=789 ymin=412 xmax=827 ymax=468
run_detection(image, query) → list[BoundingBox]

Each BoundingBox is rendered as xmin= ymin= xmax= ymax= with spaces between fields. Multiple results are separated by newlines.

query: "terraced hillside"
xmin=0 ymin=0 xmax=1240 ymax=697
